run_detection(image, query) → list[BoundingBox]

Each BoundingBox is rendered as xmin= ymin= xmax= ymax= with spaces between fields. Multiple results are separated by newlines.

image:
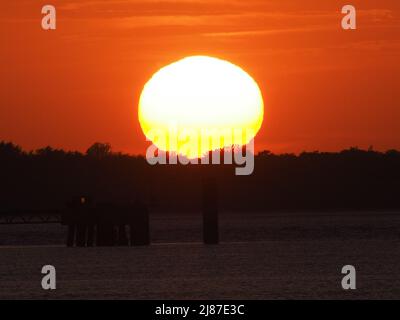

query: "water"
xmin=0 ymin=212 xmax=399 ymax=299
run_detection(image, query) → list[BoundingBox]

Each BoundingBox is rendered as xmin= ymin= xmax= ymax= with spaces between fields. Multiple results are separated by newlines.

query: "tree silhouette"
xmin=86 ymin=142 xmax=112 ymax=158
xmin=0 ymin=140 xmax=399 ymax=212
xmin=0 ymin=141 xmax=22 ymax=158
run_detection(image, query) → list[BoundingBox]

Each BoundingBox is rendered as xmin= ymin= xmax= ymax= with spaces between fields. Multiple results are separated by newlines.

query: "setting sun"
xmin=138 ymin=56 xmax=264 ymax=159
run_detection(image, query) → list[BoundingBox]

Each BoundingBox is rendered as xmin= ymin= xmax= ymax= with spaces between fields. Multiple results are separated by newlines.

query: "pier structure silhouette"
xmin=0 ymin=177 xmax=220 ymax=247
xmin=62 ymin=173 xmax=219 ymax=247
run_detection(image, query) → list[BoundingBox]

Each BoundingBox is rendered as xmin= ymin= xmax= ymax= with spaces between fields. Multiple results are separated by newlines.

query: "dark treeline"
xmin=1 ymin=141 xmax=399 ymax=212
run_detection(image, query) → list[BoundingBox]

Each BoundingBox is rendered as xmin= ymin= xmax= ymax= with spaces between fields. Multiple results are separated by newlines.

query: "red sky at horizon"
xmin=1 ymin=0 xmax=399 ymax=155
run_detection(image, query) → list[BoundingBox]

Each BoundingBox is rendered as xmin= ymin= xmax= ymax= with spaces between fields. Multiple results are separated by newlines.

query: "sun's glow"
xmin=138 ymin=56 xmax=264 ymax=158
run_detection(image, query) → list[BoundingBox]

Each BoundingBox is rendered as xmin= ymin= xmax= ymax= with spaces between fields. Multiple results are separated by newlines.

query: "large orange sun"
xmin=138 ymin=56 xmax=264 ymax=159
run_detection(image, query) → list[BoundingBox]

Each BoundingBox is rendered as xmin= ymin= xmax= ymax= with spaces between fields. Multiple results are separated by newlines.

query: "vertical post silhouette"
xmin=202 ymin=165 xmax=219 ymax=244
xmin=64 ymin=196 xmax=92 ymax=247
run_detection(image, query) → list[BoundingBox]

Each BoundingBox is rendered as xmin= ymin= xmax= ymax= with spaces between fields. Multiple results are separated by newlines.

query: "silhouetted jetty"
xmin=1 ymin=186 xmax=221 ymax=247
xmin=61 ymin=175 xmax=220 ymax=247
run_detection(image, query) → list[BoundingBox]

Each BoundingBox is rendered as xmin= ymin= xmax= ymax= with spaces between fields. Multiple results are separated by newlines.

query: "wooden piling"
xmin=202 ymin=175 xmax=219 ymax=244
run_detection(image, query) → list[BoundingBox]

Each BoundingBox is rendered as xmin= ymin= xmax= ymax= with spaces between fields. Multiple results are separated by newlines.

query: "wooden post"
xmin=64 ymin=196 xmax=93 ymax=247
xmin=202 ymin=164 xmax=219 ymax=244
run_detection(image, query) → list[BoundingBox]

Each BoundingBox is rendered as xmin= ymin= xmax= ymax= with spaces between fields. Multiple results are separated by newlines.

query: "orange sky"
xmin=1 ymin=0 xmax=399 ymax=154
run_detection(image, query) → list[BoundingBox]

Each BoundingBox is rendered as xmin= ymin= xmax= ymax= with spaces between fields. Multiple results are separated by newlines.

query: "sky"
xmin=1 ymin=0 xmax=399 ymax=155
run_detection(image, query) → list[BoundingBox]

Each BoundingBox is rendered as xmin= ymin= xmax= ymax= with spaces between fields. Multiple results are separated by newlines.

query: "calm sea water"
xmin=0 ymin=212 xmax=399 ymax=299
